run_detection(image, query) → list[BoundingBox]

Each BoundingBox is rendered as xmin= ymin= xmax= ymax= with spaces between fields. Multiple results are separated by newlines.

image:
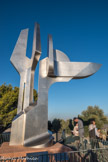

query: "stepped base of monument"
xmin=30 ymin=136 xmax=54 ymax=148
xmin=24 ymin=131 xmax=53 ymax=148
xmin=0 ymin=142 xmax=72 ymax=158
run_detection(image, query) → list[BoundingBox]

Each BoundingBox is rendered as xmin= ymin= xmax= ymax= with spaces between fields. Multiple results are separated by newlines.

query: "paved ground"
xmin=0 ymin=142 xmax=72 ymax=158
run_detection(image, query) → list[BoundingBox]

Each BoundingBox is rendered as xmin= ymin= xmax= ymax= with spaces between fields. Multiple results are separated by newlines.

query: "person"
xmin=89 ymin=120 xmax=96 ymax=139
xmin=96 ymin=128 xmax=101 ymax=139
xmin=102 ymin=134 xmax=106 ymax=141
xmin=73 ymin=117 xmax=84 ymax=144
xmin=89 ymin=120 xmax=96 ymax=148
xmin=106 ymin=131 xmax=108 ymax=141
xmin=89 ymin=119 xmax=99 ymax=148
xmin=72 ymin=123 xmax=79 ymax=136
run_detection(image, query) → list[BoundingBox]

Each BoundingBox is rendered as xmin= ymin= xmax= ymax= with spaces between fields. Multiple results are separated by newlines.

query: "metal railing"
xmin=0 ymin=131 xmax=108 ymax=161
xmin=0 ymin=133 xmax=10 ymax=146
xmin=0 ymin=148 xmax=108 ymax=162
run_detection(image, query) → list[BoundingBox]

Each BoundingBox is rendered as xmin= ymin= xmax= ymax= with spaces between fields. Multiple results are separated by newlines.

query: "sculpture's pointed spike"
xmin=10 ymin=29 xmax=29 ymax=73
xmin=32 ymin=23 xmax=41 ymax=58
xmin=47 ymin=35 xmax=54 ymax=75
xmin=47 ymin=34 xmax=53 ymax=61
xmin=30 ymin=23 xmax=42 ymax=103
xmin=31 ymin=23 xmax=41 ymax=71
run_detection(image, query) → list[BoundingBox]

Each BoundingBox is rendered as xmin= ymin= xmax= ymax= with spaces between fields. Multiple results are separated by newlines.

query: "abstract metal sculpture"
xmin=10 ymin=23 xmax=101 ymax=147
xmin=10 ymin=24 xmax=41 ymax=114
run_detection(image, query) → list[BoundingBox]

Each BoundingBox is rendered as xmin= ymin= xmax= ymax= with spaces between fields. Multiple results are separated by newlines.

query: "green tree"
xmin=60 ymin=119 xmax=72 ymax=133
xmin=33 ymin=89 xmax=38 ymax=102
xmin=51 ymin=118 xmax=73 ymax=134
xmin=0 ymin=84 xmax=18 ymax=128
xmin=0 ymin=84 xmax=38 ymax=132
xmin=48 ymin=120 xmax=52 ymax=131
xmin=52 ymin=118 xmax=61 ymax=132
xmin=79 ymin=105 xmax=108 ymax=136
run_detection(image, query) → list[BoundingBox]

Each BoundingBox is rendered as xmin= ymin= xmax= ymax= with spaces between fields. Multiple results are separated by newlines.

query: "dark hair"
xmin=73 ymin=117 xmax=78 ymax=121
xmin=92 ymin=118 xmax=95 ymax=121
xmin=89 ymin=118 xmax=95 ymax=124
xmin=90 ymin=120 xmax=93 ymax=124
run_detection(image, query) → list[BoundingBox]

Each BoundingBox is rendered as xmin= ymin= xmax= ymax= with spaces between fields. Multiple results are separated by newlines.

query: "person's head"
xmin=73 ymin=117 xmax=78 ymax=122
xmin=97 ymin=129 xmax=100 ymax=133
xmin=90 ymin=119 xmax=95 ymax=125
xmin=93 ymin=120 xmax=96 ymax=124
xmin=92 ymin=120 xmax=95 ymax=125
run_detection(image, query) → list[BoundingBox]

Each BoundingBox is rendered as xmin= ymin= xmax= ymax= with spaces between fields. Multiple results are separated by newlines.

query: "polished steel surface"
xmin=10 ymin=114 xmax=25 ymax=146
xmin=47 ymin=35 xmax=54 ymax=75
xmin=10 ymin=23 xmax=41 ymax=114
xmin=54 ymin=61 xmax=101 ymax=78
xmin=10 ymin=23 xmax=101 ymax=147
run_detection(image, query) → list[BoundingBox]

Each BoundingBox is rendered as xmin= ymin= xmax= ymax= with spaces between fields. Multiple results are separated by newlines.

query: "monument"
xmin=10 ymin=23 xmax=101 ymax=147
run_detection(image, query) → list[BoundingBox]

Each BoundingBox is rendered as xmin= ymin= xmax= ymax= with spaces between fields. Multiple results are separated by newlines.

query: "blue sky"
xmin=0 ymin=0 xmax=108 ymax=119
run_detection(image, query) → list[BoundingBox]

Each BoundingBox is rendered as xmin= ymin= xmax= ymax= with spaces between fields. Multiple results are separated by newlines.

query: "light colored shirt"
xmin=89 ymin=124 xmax=96 ymax=131
xmin=95 ymin=128 xmax=100 ymax=137
xmin=73 ymin=125 xmax=79 ymax=136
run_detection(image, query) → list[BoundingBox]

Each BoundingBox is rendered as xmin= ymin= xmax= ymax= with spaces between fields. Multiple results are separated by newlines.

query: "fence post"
xmin=56 ymin=132 xmax=58 ymax=142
